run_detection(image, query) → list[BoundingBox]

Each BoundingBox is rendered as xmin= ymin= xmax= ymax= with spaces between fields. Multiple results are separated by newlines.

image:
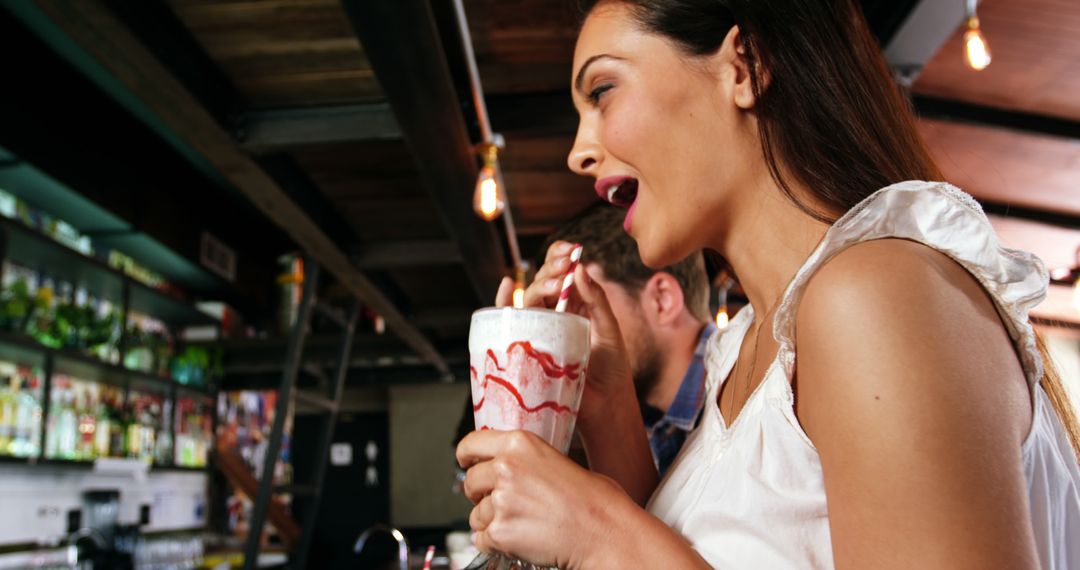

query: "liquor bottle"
xmin=14 ymin=375 xmax=42 ymax=457
xmin=181 ymin=409 xmax=197 ymax=467
xmin=45 ymin=379 xmax=63 ymax=458
xmin=31 ymin=278 xmax=58 ymax=348
xmin=110 ymin=394 xmax=125 ymax=458
xmin=141 ymin=404 xmax=156 ymax=463
xmin=94 ymin=398 xmax=111 ymax=457
xmin=0 ymin=369 xmax=14 ymax=455
xmin=127 ymin=397 xmax=142 ymax=459
xmin=58 ymin=389 xmax=78 ymax=459
xmin=76 ymin=385 xmax=96 ymax=459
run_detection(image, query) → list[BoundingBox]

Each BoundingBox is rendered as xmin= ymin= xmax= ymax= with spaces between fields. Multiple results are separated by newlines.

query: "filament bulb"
xmin=472 ymin=145 xmax=505 ymax=221
xmin=715 ymin=306 xmax=729 ymax=329
xmin=964 ymin=17 xmax=992 ymax=71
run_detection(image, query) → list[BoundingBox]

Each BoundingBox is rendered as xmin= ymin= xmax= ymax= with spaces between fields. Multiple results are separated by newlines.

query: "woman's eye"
xmin=588 ymin=83 xmax=613 ymax=103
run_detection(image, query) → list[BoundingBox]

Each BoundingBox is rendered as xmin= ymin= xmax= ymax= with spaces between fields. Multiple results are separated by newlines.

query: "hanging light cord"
xmin=451 ymin=0 xmax=523 ymax=271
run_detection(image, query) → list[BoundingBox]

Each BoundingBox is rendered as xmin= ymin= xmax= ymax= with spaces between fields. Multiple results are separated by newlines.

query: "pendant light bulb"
xmin=964 ymin=16 xmax=992 ymax=71
xmin=473 ymin=144 xmax=505 ymax=221
xmin=715 ymin=305 xmax=729 ymax=329
xmin=513 ymin=264 xmax=528 ymax=309
xmin=714 ymin=279 xmax=732 ymax=330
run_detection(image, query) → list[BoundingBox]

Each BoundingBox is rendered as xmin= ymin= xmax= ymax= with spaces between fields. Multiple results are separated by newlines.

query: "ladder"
xmin=241 ymin=258 xmax=360 ymax=570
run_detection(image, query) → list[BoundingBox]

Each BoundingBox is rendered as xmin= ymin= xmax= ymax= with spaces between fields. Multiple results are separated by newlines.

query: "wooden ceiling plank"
xmin=232 ymin=91 xmax=575 ymax=152
xmin=915 ymin=94 xmax=1080 ymax=141
xmin=353 ymin=240 xmax=464 ymax=269
xmin=31 ymin=0 xmax=451 ymax=376
xmin=239 ymin=103 xmax=401 ymax=153
xmin=340 ymin=0 xmax=506 ymax=303
xmin=917 ymin=118 xmax=1080 ymax=220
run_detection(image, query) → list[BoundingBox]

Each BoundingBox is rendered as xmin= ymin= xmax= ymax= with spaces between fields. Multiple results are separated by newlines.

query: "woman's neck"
xmin=715 ymin=176 xmax=831 ymax=316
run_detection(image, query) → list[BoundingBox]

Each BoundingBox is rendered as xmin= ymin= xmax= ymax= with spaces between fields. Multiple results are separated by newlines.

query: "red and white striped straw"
xmin=554 ymin=244 xmax=583 ymax=313
xmin=422 ymin=545 xmax=435 ymax=569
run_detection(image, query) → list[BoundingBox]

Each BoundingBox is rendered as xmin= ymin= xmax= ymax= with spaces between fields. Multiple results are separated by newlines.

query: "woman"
xmin=456 ymin=0 xmax=1080 ymax=567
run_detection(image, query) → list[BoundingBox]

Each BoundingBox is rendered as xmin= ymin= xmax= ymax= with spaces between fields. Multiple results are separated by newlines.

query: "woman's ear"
xmin=715 ymin=26 xmax=761 ymax=110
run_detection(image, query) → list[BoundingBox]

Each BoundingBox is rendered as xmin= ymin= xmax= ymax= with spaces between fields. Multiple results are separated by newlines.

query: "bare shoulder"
xmin=795 ymin=237 xmax=1028 ymax=436
xmin=793 ymin=238 xmax=1039 ymax=568
xmin=797 ymin=238 xmax=1013 ymax=356
xmin=799 ymin=238 xmax=971 ymax=324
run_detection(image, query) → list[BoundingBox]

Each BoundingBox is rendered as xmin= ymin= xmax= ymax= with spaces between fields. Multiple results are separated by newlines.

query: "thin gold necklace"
xmin=725 ymin=298 xmax=781 ymax=424
xmin=724 ymin=231 xmax=828 ymax=424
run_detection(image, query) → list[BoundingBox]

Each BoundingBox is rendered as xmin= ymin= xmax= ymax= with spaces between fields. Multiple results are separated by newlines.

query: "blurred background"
xmin=0 ymin=0 xmax=1076 ymax=568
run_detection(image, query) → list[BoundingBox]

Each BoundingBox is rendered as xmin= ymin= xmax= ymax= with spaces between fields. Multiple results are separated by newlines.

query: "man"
xmin=543 ymin=203 xmax=715 ymax=476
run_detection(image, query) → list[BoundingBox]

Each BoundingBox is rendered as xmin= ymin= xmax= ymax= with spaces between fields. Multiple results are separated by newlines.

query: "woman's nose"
xmin=567 ymin=124 xmax=600 ymax=176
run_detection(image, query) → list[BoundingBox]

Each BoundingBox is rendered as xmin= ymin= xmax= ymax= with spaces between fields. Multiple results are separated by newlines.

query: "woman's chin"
xmin=635 ymin=237 xmax=685 ymax=270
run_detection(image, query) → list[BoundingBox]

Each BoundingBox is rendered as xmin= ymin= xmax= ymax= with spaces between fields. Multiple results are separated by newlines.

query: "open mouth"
xmin=605 ymin=179 xmax=638 ymax=209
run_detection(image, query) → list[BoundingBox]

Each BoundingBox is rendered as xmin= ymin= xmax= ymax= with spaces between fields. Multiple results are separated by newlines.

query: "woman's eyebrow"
xmin=574 ymin=54 xmax=626 ymax=94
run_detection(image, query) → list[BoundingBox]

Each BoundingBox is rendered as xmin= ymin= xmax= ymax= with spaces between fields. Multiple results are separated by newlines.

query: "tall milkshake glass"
xmin=465 ymin=306 xmax=591 ymax=569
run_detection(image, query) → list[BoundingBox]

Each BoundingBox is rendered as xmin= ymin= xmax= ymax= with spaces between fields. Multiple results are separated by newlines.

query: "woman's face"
xmin=568 ymin=1 xmax=760 ymax=268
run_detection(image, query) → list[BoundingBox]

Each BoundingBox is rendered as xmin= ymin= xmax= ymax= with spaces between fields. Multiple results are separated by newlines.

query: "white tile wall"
xmin=0 ymin=464 xmax=207 ymax=546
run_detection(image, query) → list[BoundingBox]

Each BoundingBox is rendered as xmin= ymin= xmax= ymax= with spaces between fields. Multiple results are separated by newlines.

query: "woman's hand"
xmin=457 ymin=429 xmax=710 ymax=569
xmin=492 ymin=241 xmax=658 ymax=505
xmin=494 ymin=241 xmax=634 ymax=433
xmin=457 ymin=428 xmax=632 ymax=568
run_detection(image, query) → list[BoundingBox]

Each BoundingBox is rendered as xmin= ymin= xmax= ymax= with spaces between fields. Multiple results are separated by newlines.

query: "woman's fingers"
xmin=457 ymin=429 xmax=535 ymax=470
xmin=573 ymin=264 xmax=621 ymax=342
xmin=522 ymin=275 xmax=561 ymax=308
xmin=543 ymin=240 xmax=575 ymax=264
xmin=462 ymin=458 xmax=497 ymax=504
xmin=457 ymin=429 xmax=499 ymax=470
xmin=494 ymin=276 xmax=514 ymax=307
xmin=470 ymin=494 xmax=494 ymax=532
xmin=521 ymin=241 xmax=583 ymax=309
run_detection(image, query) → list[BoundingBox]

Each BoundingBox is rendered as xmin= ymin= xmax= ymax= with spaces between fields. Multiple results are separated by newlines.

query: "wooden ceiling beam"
xmin=353 ymin=240 xmax=463 ymax=269
xmin=238 ymin=103 xmax=403 ymax=153
xmin=976 ymin=200 xmax=1080 ymax=232
xmin=914 ymin=95 xmax=1080 ymax=141
xmin=27 ymin=0 xmax=452 ymax=376
xmin=412 ymin=306 xmax=474 ymax=329
xmin=231 ymin=92 xmax=577 ymax=152
xmin=340 ymin=0 xmax=506 ymax=303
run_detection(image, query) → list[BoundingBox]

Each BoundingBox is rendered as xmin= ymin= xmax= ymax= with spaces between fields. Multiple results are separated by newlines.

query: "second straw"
xmin=554 ymin=244 xmax=584 ymax=313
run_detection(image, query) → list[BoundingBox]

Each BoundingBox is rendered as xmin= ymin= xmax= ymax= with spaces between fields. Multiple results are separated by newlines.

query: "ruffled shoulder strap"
xmin=772 ymin=180 xmax=1049 ymax=386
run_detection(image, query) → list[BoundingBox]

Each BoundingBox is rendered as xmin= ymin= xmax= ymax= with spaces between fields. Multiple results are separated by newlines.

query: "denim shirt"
xmin=642 ymin=322 xmax=717 ymax=477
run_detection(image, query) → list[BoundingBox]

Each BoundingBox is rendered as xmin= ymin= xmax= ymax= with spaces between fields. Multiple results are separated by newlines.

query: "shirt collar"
xmin=661 ymin=322 xmax=717 ymax=430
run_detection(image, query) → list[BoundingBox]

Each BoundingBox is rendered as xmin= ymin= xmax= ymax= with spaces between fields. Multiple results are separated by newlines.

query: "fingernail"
xmin=546 ymin=279 xmax=559 ymax=289
xmin=556 ymin=242 xmax=573 ymax=253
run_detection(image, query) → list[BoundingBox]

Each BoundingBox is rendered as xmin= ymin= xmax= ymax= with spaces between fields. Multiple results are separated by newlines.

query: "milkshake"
xmin=468 ymin=307 xmax=590 ymax=453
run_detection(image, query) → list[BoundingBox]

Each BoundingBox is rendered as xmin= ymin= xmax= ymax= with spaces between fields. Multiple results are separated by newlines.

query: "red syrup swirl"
xmin=470 ymin=340 xmax=585 ymax=416
xmin=483 ymin=341 xmax=582 ymax=381
xmin=472 ymin=375 xmax=573 ymax=414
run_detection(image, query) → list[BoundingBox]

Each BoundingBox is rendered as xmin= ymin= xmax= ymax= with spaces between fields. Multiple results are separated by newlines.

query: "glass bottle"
xmin=0 ymin=367 xmax=14 ymax=455
xmin=59 ymin=389 xmax=78 ymax=460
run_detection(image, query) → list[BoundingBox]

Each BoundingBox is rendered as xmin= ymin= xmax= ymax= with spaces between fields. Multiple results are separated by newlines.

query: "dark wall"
xmin=293 ymin=411 xmax=391 ymax=570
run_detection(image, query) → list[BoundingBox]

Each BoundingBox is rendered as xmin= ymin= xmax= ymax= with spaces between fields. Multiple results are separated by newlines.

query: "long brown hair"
xmin=578 ymin=0 xmax=1080 ymax=457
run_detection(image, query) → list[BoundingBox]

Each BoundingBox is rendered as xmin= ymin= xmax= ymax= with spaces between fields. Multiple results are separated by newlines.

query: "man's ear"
xmin=644 ymin=272 xmax=685 ymax=326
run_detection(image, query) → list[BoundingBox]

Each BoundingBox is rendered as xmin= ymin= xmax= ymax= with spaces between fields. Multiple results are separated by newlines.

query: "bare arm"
xmin=796 ymin=240 xmax=1040 ymax=569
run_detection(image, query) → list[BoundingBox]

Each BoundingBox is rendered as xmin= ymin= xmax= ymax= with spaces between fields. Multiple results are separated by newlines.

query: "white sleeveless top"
xmin=647 ymin=181 xmax=1080 ymax=569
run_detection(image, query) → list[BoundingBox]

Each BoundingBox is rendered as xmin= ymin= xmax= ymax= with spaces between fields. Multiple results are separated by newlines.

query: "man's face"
xmin=585 ymin=263 xmax=661 ymax=399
